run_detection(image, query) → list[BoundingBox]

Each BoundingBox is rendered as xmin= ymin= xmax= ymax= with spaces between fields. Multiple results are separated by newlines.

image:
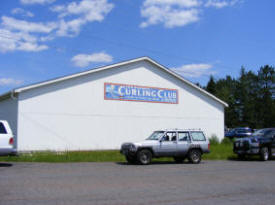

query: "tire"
xmin=126 ymin=156 xmax=137 ymax=164
xmin=137 ymin=149 xmax=152 ymax=165
xmin=188 ymin=149 xmax=201 ymax=164
xmin=260 ymin=147 xmax=269 ymax=161
xmin=173 ymin=157 xmax=185 ymax=163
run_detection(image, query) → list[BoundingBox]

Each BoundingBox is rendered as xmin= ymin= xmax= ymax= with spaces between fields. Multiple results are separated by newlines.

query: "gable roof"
xmin=0 ymin=57 xmax=228 ymax=107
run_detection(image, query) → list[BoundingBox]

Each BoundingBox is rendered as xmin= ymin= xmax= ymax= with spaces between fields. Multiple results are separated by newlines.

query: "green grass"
xmin=0 ymin=150 xmax=125 ymax=163
xmin=203 ymin=143 xmax=236 ymax=160
xmin=0 ymin=143 xmax=237 ymax=163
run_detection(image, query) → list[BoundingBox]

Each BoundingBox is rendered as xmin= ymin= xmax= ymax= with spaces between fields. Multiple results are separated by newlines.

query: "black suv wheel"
xmin=188 ymin=149 xmax=201 ymax=164
xmin=137 ymin=149 xmax=152 ymax=165
xmin=260 ymin=147 xmax=269 ymax=161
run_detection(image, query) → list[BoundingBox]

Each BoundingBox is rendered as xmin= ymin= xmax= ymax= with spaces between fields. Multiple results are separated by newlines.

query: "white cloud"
xmin=51 ymin=0 xmax=114 ymax=37
xmin=141 ymin=0 xmax=242 ymax=28
xmin=0 ymin=29 xmax=48 ymax=53
xmin=11 ymin=8 xmax=34 ymax=18
xmin=17 ymin=42 xmax=48 ymax=52
xmin=71 ymin=52 xmax=113 ymax=67
xmin=143 ymin=0 xmax=200 ymax=8
xmin=20 ymin=0 xmax=55 ymax=5
xmin=140 ymin=0 xmax=200 ymax=28
xmin=2 ymin=16 xmax=57 ymax=33
xmin=0 ymin=0 xmax=113 ymax=52
xmin=56 ymin=18 xmax=85 ymax=37
xmin=205 ymin=0 xmax=239 ymax=8
xmin=171 ymin=63 xmax=216 ymax=78
xmin=0 ymin=78 xmax=23 ymax=86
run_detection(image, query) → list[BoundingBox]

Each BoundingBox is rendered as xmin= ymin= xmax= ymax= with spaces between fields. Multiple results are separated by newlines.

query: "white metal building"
xmin=0 ymin=57 xmax=228 ymax=151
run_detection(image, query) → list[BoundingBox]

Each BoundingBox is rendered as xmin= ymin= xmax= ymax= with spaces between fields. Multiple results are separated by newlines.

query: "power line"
xmin=0 ymin=31 xmax=245 ymax=73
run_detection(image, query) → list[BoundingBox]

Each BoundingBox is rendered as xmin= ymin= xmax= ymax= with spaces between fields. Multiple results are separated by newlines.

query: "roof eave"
xmin=1 ymin=56 xmax=228 ymax=107
xmin=14 ymin=57 xmax=150 ymax=93
xmin=144 ymin=57 xmax=229 ymax=107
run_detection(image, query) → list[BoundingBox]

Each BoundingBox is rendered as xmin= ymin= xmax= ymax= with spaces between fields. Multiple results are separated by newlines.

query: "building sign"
xmin=104 ymin=83 xmax=178 ymax=104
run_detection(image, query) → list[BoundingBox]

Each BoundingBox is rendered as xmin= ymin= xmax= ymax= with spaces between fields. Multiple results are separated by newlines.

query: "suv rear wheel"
xmin=137 ymin=149 xmax=152 ymax=165
xmin=260 ymin=147 xmax=269 ymax=161
xmin=188 ymin=149 xmax=201 ymax=164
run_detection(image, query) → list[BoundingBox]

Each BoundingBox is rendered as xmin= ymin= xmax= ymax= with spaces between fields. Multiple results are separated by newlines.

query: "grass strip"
xmin=0 ymin=143 xmax=236 ymax=163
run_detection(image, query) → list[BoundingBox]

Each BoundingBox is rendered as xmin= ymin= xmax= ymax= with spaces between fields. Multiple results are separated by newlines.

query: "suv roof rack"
xmin=161 ymin=128 xmax=202 ymax=131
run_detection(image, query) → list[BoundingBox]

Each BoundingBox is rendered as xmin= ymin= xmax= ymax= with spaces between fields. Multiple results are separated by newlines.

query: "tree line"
xmin=203 ymin=65 xmax=275 ymax=129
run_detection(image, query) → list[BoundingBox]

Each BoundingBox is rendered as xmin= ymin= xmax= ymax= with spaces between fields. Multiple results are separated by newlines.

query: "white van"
xmin=0 ymin=120 xmax=16 ymax=156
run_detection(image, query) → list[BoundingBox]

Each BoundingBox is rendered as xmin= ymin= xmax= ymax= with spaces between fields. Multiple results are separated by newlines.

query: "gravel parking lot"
xmin=1 ymin=160 xmax=275 ymax=205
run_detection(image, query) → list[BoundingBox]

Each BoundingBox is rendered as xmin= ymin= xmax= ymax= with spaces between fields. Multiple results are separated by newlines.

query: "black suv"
xmin=233 ymin=128 xmax=275 ymax=161
xmin=225 ymin=127 xmax=253 ymax=139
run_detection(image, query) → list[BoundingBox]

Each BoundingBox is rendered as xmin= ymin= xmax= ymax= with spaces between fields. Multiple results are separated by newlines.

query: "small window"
xmin=163 ymin=132 xmax=177 ymax=141
xmin=265 ymin=130 xmax=275 ymax=138
xmin=178 ymin=132 xmax=190 ymax=141
xmin=190 ymin=132 xmax=206 ymax=141
xmin=0 ymin=123 xmax=7 ymax=134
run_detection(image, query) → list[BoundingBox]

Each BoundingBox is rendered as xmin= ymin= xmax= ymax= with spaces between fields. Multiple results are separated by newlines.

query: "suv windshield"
xmin=146 ymin=131 xmax=164 ymax=140
xmin=236 ymin=128 xmax=251 ymax=134
xmin=252 ymin=129 xmax=270 ymax=137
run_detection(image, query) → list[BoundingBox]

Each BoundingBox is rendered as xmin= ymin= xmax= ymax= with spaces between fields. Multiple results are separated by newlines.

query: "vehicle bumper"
xmin=234 ymin=140 xmax=260 ymax=155
xmin=120 ymin=149 xmax=137 ymax=156
xmin=233 ymin=148 xmax=260 ymax=155
xmin=0 ymin=148 xmax=17 ymax=157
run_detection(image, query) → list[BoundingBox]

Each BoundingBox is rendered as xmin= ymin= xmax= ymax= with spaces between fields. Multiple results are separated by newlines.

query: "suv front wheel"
xmin=188 ymin=149 xmax=201 ymax=164
xmin=260 ymin=147 xmax=269 ymax=161
xmin=137 ymin=149 xmax=152 ymax=165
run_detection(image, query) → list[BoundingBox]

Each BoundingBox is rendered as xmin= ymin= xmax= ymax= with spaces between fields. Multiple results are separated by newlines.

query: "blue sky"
xmin=0 ymin=0 xmax=274 ymax=94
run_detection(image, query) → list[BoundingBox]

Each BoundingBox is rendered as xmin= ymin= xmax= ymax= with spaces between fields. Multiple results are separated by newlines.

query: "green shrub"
xmin=221 ymin=137 xmax=233 ymax=145
xmin=209 ymin=134 xmax=219 ymax=145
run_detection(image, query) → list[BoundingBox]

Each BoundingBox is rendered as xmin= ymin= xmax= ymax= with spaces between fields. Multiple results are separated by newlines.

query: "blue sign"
xmin=104 ymin=83 xmax=178 ymax=104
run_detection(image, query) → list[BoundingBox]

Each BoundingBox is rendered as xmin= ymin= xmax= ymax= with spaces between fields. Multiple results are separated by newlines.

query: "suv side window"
xmin=0 ymin=122 xmax=7 ymax=134
xmin=163 ymin=132 xmax=177 ymax=141
xmin=178 ymin=132 xmax=190 ymax=141
xmin=190 ymin=132 xmax=206 ymax=141
xmin=266 ymin=130 xmax=275 ymax=138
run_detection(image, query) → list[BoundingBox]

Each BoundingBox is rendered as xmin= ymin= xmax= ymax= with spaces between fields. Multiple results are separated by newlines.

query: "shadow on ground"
xmin=116 ymin=161 xmax=206 ymax=166
xmin=0 ymin=163 xmax=13 ymax=167
xmin=228 ymin=156 xmax=275 ymax=162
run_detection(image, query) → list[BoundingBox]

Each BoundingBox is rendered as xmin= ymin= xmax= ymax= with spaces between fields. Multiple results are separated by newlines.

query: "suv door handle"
xmin=173 ymin=141 xmax=177 ymax=144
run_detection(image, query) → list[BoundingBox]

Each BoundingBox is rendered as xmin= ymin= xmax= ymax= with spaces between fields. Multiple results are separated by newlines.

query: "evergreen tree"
xmin=206 ymin=75 xmax=216 ymax=95
xmin=257 ymin=65 xmax=275 ymax=127
xmin=204 ymin=65 xmax=275 ymax=129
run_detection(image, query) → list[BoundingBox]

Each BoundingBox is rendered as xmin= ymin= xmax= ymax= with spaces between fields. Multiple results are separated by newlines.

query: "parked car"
xmin=233 ymin=128 xmax=275 ymax=161
xmin=0 ymin=120 xmax=16 ymax=156
xmin=120 ymin=129 xmax=210 ymax=165
xmin=225 ymin=127 xmax=253 ymax=139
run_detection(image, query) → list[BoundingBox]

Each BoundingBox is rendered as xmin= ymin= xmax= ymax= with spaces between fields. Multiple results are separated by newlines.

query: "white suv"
xmin=0 ymin=120 xmax=16 ymax=156
xmin=120 ymin=129 xmax=210 ymax=165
